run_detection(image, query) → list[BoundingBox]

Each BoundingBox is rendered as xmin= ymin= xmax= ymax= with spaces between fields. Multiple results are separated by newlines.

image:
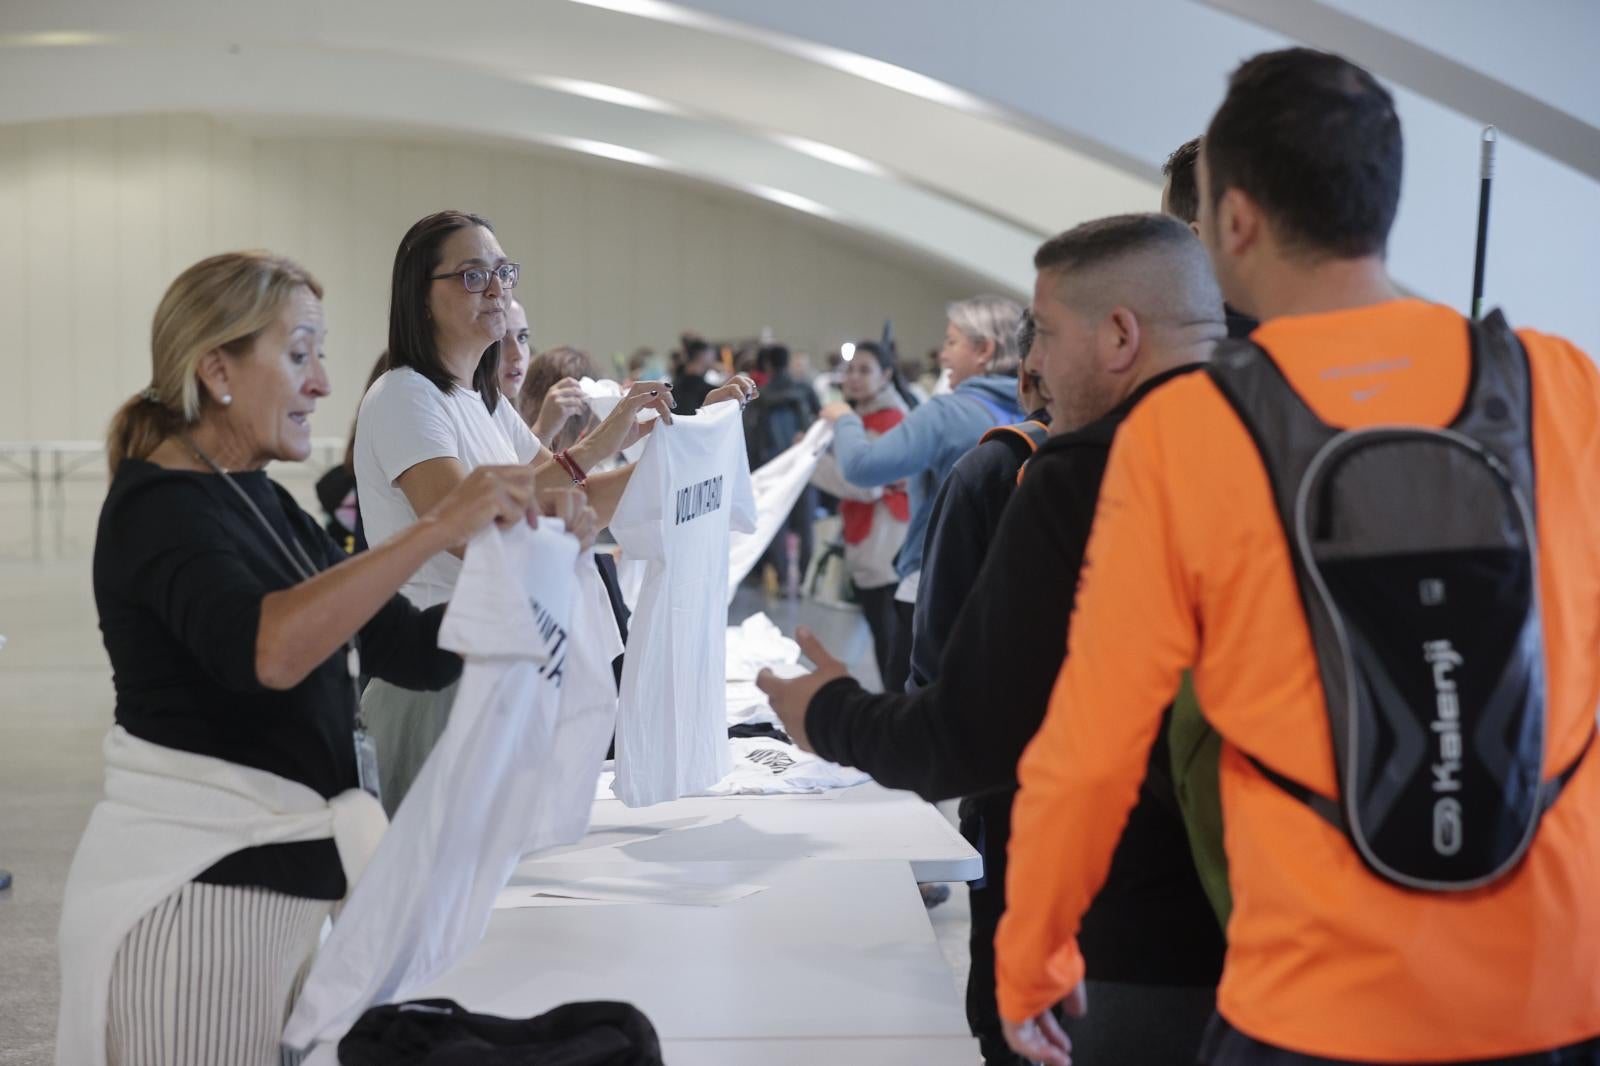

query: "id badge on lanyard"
xmin=348 ymin=645 xmax=382 ymax=804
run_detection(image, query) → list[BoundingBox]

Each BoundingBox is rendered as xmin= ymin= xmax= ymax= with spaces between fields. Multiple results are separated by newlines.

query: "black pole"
xmin=1471 ymin=126 xmax=1497 ymax=320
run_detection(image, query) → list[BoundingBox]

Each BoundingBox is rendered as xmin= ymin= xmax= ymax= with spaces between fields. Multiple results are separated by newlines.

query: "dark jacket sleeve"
xmin=358 ymin=599 xmax=462 ymax=691
xmin=908 ymin=441 xmax=1019 ymax=690
xmin=806 ymin=442 xmax=1107 ymax=801
xmin=291 ymin=495 xmax=463 ymax=692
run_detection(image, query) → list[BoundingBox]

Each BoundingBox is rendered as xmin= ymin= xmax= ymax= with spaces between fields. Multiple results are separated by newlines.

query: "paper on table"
xmin=492 ymin=887 xmax=627 ymax=910
xmin=495 ymin=875 xmax=766 ymax=909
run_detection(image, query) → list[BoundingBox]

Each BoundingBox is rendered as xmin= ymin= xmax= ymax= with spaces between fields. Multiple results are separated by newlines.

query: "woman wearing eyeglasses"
xmin=353 ymin=211 xmax=756 ymax=811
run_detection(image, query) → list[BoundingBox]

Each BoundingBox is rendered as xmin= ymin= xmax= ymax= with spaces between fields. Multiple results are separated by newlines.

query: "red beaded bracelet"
xmin=554 ymin=449 xmax=588 ymax=487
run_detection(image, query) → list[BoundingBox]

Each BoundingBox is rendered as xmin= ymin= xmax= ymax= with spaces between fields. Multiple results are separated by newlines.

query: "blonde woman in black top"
xmin=58 ymin=251 xmax=597 ymax=1066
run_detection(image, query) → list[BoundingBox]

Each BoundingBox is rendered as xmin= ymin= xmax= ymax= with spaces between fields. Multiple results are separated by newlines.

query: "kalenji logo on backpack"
xmin=1208 ymin=309 xmax=1594 ymax=891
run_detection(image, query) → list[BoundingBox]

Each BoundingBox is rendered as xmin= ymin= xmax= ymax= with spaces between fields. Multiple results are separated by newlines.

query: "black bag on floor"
xmin=337 ymin=998 xmax=664 ymax=1066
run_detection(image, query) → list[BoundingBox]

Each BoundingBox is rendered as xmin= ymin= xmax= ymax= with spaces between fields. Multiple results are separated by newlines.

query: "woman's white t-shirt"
xmin=354 ymin=367 xmax=543 ymax=608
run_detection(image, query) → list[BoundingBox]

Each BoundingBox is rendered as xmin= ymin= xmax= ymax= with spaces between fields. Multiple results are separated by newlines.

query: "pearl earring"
xmin=222 ymin=394 xmax=233 ymax=406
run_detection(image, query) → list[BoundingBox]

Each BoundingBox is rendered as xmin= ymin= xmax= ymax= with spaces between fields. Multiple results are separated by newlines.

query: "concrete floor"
xmin=0 ymin=560 xmax=110 ymax=1065
xmin=0 ymin=470 xmax=971 ymax=1063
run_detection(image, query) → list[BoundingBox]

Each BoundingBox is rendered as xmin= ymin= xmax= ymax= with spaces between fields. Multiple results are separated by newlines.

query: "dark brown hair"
xmin=519 ymin=345 xmax=597 ymax=452
xmin=850 ymin=340 xmax=919 ymax=411
xmin=1162 ymin=137 xmax=1201 ymax=225
xmin=1205 ymin=48 xmax=1402 ymax=258
xmin=387 ymin=210 xmax=504 ymax=413
xmin=343 ymin=350 xmax=392 ymax=474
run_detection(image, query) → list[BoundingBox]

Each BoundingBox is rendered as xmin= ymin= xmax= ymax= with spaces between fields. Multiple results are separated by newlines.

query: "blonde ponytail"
xmin=106 ymin=251 xmax=323 ymax=475
xmin=106 ymin=392 xmax=186 ymax=473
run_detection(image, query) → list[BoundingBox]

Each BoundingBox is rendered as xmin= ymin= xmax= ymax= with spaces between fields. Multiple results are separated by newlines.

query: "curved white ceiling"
xmin=0 ymin=0 xmax=1159 ymax=298
xmin=3 ymin=0 xmax=1596 ymax=349
xmin=623 ymin=0 xmax=1600 ymax=350
xmin=0 ymin=38 xmax=1050 ymax=291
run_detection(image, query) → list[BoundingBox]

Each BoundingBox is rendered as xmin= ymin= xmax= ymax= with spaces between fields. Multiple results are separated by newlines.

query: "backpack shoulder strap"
xmin=1204 ymin=338 xmax=1341 ymax=526
xmin=1457 ymin=309 xmax=1536 ymax=513
xmin=1207 ymin=340 xmax=1351 ymax=829
xmin=980 ymin=419 xmax=1049 ymax=454
xmin=982 ymin=420 xmax=1049 ymax=485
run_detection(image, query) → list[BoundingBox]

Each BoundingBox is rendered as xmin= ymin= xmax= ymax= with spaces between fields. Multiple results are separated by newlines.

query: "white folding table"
xmin=416 ymin=859 xmax=976 ymax=1062
xmin=305 ymin=776 xmax=983 ymax=1063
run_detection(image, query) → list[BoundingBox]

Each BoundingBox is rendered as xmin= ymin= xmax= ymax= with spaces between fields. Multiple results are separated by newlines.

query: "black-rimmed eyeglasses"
xmin=429 ymin=263 xmax=520 ymax=293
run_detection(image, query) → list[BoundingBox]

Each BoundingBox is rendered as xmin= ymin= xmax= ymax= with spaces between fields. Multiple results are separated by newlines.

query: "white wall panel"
xmin=23 ymin=123 xmax=72 ymax=439
xmin=0 ymin=114 xmax=973 ymax=442
xmin=0 ymin=125 xmax=27 ymax=441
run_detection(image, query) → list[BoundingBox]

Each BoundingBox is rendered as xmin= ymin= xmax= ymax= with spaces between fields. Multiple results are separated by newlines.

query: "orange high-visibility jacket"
xmin=996 ymin=300 xmax=1600 ymax=1062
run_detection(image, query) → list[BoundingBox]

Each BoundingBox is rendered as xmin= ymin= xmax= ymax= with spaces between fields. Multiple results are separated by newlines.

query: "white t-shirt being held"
xmin=354 ymin=367 xmax=543 ymax=608
xmin=610 ymin=401 xmax=757 ymax=806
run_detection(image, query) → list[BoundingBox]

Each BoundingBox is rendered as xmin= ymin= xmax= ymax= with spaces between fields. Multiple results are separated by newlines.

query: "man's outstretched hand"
xmin=755 ymin=626 xmax=850 ymax=753
xmin=1002 ymin=983 xmax=1087 ymax=1066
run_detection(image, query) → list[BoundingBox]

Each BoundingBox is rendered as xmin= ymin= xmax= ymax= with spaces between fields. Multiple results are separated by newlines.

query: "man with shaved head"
xmin=759 ymin=213 xmax=1227 ymax=1066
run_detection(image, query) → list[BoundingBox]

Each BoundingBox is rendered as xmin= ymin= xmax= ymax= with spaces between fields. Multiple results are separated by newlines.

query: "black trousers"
xmin=1201 ymin=1019 xmax=1600 ymax=1066
xmin=882 ymin=598 xmax=916 ymax=695
xmin=961 ymin=791 xmax=1021 ymax=1065
xmin=855 ymin=582 xmax=899 ymax=685
xmin=1062 ymin=982 xmax=1215 ymax=1066
xmin=961 ymin=793 xmax=1216 ymax=1066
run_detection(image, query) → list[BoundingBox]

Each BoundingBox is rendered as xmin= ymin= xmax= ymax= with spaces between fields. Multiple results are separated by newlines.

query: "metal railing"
xmin=0 ymin=438 xmax=346 ymax=559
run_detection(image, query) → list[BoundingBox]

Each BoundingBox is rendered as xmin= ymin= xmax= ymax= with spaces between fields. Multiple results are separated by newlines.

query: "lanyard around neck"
xmin=181 ymin=437 xmax=319 ymax=583
xmin=178 ymin=436 xmax=377 ymax=801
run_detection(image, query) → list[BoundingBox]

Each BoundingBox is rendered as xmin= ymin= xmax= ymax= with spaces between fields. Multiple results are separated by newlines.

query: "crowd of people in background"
xmin=54 ymin=42 xmax=1600 ymax=1066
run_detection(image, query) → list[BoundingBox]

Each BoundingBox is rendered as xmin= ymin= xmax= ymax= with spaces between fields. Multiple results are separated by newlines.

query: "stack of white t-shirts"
xmin=611 ymin=401 xmax=756 ymax=806
xmin=724 ymin=612 xmax=802 ymax=730
xmin=724 ymin=612 xmax=801 ymax=680
xmin=283 ymin=519 xmax=622 ymax=1052
xmin=706 ymin=611 xmax=869 ymax=796
xmin=726 ymin=420 xmax=834 ymax=600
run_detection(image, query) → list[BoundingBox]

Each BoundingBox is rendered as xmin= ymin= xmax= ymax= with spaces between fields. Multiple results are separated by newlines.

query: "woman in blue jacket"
xmin=820 ymin=294 xmax=1024 ymax=694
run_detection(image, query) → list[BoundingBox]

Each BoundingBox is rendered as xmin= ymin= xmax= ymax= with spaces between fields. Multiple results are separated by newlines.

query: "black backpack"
xmin=1205 ymin=309 xmax=1593 ymax=891
xmin=744 ymin=383 xmax=816 ymax=470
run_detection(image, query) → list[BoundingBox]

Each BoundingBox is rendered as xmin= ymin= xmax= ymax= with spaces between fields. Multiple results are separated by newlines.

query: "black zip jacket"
xmin=908 ymin=409 xmax=1048 ymax=690
xmin=805 ymin=364 xmax=1224 ymax=984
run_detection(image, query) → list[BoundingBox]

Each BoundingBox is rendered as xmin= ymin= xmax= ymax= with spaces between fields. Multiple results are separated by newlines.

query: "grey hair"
xmin=946 ymin=294 xmax=1025 ymax=376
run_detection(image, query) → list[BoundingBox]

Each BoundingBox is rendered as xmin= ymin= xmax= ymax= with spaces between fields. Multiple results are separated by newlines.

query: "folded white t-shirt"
xmin=700 ymin=737 xmax=869 ymax=796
